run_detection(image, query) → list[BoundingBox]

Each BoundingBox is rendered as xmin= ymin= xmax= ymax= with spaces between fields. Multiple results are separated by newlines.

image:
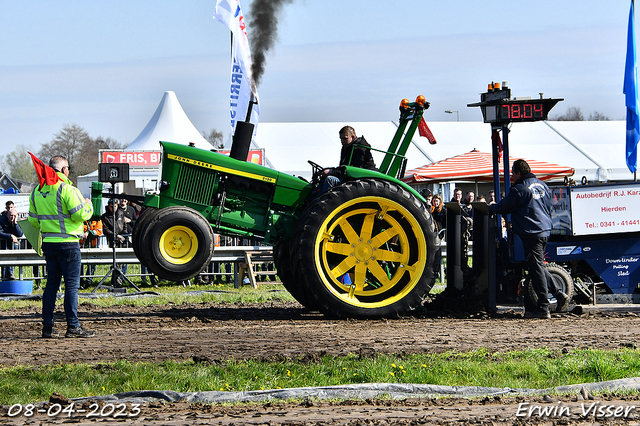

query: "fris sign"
xmin=100 ymin=151 xmax=161 ymax=167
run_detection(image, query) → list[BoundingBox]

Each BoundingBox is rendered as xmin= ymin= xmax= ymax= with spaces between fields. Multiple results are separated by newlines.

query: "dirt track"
xmin=1 ymin=299 xmax=640 ymax=425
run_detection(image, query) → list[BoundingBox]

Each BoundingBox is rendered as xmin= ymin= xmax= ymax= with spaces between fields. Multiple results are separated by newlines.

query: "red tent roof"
xmin=402 ymin=149 xmax=575 ymax=184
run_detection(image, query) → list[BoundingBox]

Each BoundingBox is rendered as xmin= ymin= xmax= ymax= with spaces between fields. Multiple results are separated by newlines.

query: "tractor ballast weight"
xmin=127 ymin=96 xmax=437 ymax=318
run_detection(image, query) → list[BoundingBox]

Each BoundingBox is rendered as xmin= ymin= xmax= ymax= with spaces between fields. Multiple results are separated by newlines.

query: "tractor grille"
xmin=173 ymin=163 xmax=217 ymax=205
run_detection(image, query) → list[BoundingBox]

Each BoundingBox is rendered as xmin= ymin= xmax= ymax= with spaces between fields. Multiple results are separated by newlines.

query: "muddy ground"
xmin=1 ymin=298 xmax=640 ymax=425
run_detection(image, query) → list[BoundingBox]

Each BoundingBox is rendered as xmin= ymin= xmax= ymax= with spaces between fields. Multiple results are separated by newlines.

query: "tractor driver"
xmin=316 ymin=126 xmax=377 ymax=192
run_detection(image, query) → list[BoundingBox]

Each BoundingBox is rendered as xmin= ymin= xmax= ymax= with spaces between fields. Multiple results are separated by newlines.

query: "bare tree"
xmin=75 ymin=136 xmax=123 ymax=177
xmin=588 ymin=111 xmax=610 ymax=121
xmin=38 ymin=123 xmax=92 ymax=180
xmin=4 ymin=144 xmax=36 ymax=183
xmin=202 ymin=129 xmax=224 ymax=149
xmin=38 ymin=124 xmax=121 ymax=184
xmin=552 ymin=106 xmax=585 ymax=121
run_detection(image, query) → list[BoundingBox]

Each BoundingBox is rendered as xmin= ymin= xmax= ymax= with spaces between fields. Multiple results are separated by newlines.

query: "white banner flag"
xmin=214 ymin=0 xmax=260 ymax=136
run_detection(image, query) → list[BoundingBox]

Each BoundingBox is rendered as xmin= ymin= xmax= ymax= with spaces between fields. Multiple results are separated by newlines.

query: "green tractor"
xmin=131 ymin=96 xmax=438 ymax=318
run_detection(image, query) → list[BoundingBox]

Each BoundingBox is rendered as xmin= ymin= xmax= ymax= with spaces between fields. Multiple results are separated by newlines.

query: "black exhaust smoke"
xmin=230 ymin=0 xmax=294 ymax=162
xmin=248 ymin=0 xmax=294 ymax=87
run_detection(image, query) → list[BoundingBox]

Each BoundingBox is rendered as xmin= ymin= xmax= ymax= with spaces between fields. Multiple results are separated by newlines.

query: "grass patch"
xmin=2 ymin=348 xmax=640 ymax=405
xmin=0 ymin=281 xmax=295 ymax=310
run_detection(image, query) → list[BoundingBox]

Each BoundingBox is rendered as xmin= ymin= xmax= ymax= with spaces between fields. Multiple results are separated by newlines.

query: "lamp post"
xmin=445 ymin=110 xmax=459 ymax=121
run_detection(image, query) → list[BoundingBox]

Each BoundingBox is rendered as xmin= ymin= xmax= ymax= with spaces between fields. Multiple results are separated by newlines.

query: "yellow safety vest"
xmin=28 ymin=173 xmax=94 ymax=243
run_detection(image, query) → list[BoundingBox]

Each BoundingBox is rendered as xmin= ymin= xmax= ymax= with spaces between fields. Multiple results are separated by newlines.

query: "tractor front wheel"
xmin=138 ymin=207 xmax=214 ymax=282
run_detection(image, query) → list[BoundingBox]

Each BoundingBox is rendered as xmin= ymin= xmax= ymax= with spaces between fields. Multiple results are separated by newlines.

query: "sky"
xmin=0 ymin=0 xmax=634 ymax=160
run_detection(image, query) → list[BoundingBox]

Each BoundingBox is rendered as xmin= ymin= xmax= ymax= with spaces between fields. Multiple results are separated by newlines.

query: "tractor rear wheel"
xmin=138 ymin=206 xmax=215 ymax=282
xmin=290 ymin=179 xmax=437 ymax=318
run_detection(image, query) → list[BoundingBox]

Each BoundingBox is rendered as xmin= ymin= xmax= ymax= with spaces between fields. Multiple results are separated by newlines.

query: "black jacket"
xmin=431 ymin=206 xmax=447 ymax=233
xmin=121 ymin=205 xmax=137 ymax=234
xmin=489 ymin=173 xmax=552 ymax=237
xmin=339 ymin=136 xmax=377 ymax=170
xmin=0 ymin=214 xmax=23 ymax=249
xmin=101 ymin=208 xmax=126 ymax=247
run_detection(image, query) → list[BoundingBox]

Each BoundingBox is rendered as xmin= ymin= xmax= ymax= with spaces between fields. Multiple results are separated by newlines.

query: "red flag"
xmin=418 ymin=117 xmax=436 ymax=144
xmin=29 ymin=152 xmax=61 ymax=190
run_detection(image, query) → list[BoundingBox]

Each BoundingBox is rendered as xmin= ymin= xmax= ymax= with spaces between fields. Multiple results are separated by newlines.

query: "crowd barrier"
xmin=0 ymin=246 xmax=274 ymax=288
xmin=0 ymin=240 xmax=464 ymax=287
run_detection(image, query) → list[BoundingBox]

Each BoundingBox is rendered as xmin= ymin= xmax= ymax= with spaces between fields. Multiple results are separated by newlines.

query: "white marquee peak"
xmin=126 ymin=91 xmax=213 ymax=151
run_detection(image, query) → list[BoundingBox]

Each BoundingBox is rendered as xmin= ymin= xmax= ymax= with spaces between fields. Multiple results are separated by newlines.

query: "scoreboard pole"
xmin=467 ymin=82 xmax=563 ymax=312
xmin=502 ymin=124 xmax=511 ymax=196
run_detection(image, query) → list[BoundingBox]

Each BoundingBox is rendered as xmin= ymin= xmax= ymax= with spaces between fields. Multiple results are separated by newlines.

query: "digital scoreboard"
xmin=467 ymin=82 xmax=562 ymax=125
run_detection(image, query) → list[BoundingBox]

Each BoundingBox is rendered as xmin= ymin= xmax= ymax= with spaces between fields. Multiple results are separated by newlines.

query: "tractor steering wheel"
xmin=308 ymin=160 xmax=325 ymax=184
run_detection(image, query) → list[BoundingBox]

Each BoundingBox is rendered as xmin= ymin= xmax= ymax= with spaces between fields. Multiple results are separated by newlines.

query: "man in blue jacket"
xmin=0 ymin=207 xmax=23 ymax=279
xmin=489 ymin=159 xmax=569 ymax=318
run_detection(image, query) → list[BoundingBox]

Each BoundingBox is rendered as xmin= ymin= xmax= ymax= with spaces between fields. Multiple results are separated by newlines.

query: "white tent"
xmin=77 ymin=91 xmax=212 ymax=197
xmin=255 ymin=120 xmax=632 ymax=183
xmin=126 ymin=91 xmax=212 ymax=150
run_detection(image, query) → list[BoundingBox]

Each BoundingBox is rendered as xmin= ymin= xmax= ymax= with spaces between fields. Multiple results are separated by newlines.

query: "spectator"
xmin=431 ymin=195 xmax=446 ymax=235
xmin=101 ymin=200 xmax=130 ymax=286
xmin=477 ymin=195 xmax=487 ymax=203
xmin=450 ymin=188 xmax=463 ymax=204
xmin=430 ymin=195 xmax=446 ymax=282
xmin=80 ymin=219 xmax=103 ymax=288
xmin=119 ymin=197 xmax=137 ymax=237
xmin=420 ymin=188 xmax=433 ymax=207
xmin=462 ymin=190 xmax=475 ymax=217
xmin=101 ymin=200 xmax=127 ymax=248
xmin=0 ymin=208 xmax=23 ymax=280
xmin=1 ymin=201 xmax=14 ymax=219
xmin=117 ymin=197 xmax=137 ymax=278
xmin=489 ymin=190 xmax=497 ymax=204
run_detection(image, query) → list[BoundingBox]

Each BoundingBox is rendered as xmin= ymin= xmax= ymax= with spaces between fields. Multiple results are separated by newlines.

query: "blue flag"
xmin=625 ymin=1 xmax=639 ymax=173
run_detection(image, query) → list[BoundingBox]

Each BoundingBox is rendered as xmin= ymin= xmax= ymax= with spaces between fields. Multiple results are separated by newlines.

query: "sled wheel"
xmin=139 ymin=206 xmax=215 ymax=281
xmin=132 ymin=207 xmax=157 ymax=263
xmin=291 ymin=179 xmax=437 ymax=318
xmin=275 ymin=240 xmax=319 ymax=310
xmin=527 ymin=263 xmax=574 ymax=311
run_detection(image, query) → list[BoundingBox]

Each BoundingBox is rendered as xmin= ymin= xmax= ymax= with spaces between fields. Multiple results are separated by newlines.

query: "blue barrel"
xmin=0 ymin=280 xmax=33 ymax=294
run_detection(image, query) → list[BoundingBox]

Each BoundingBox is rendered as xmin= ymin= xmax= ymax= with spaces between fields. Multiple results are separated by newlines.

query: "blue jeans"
xmin=42 ymin=246 xmax=81 ymax=329
xmin=320 ymin=175 xmax=341 ymax=193
xmin=2 ymin=241 xmax=18 ymax=278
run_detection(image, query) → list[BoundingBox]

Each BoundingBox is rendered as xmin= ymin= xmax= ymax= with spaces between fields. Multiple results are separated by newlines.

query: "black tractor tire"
xmin=274 ymin=240 xmax=319 ymax=310
xmin=137 ymin=206 xmax=215 ymax=282
xmin=132 ymin=207 xmax=157 ymax=263
xmin=527 ymin=263 xmax=574 ymax=312
xmin=290 ymin=179 xmax=437 ymax=319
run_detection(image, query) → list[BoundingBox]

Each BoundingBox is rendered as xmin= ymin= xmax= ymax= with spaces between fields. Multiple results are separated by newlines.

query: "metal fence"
xmin=0 ymin=237 xmax=459 ymax=286
xmin=0 ymin=243 xmax=274 ymax=287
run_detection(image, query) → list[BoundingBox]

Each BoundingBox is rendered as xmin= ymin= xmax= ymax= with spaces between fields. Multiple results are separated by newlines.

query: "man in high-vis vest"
xmin=29 ymin=155 xmax=95 ymax=338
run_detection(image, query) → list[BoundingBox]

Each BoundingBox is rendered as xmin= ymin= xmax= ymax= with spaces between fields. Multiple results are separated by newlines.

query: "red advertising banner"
xmin=100 ymin=151 xmax=161 ymax=167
